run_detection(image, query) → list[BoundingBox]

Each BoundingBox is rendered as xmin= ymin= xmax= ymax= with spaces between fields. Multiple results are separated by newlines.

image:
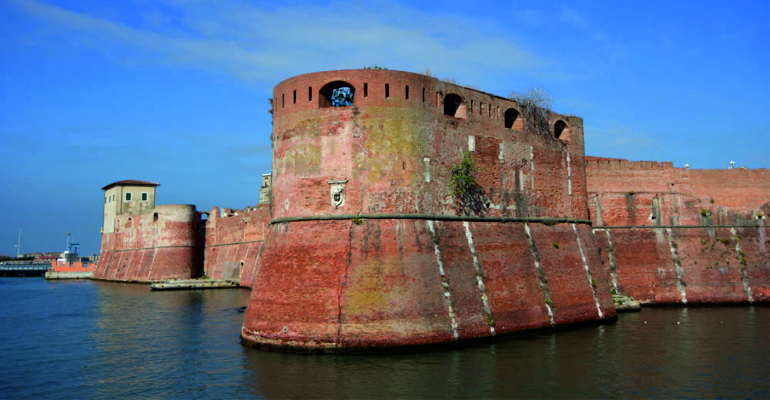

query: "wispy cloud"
xmin=8 ymin=0 xmax=561 ymax=85
xmin=587 ymin=120 xmax=660 ymax=150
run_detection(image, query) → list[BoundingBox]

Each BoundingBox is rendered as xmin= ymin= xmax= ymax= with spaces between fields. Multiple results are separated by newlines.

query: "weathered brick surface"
xmin=203 ymin=205 xmax=270 ymax=287
xmin=578 ymin=226 xmax=616 ymax=317
xmin=94 ymin=204 xmax=201 ymax=282
xmin=242 ymin=70 xmax=612 ymax=352
xmin=530 ymin=223 xmax=602 ymax=324
xmin=587 ymin=157 xmax=770 ymax=304
xmin=738 ymin=224 xmax=770 ymax=301
xmin=594 ymin=229 xmax=682 ymax=304
xmin=242 ymin=219 xmax=612 ymax=352
xmin=468 ymin=222 xmax=551 ymax=334
xmin=674 ymin=228 xmax=748 ymax=303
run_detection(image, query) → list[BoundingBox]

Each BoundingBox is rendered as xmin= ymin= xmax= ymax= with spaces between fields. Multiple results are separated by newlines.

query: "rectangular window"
xmin=309 ymin=87 xmax=312 ymax=101
xmin=405 ymin=85 xmax=409 ymax=100
xmin=125 ymin=192 xmax=132 ymax=202
xmin=141 ymin=192 xmax=148 ymax=202
xmin=293 ymin=90 xmax=296 ymax=104
xmin=364 ymin=83 xmax=368 ymax=97
xmin=385 ymin=83 xmax=390 ymax=98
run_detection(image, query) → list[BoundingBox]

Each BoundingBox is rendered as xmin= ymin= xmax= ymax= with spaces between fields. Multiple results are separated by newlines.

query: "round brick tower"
xmin=241 ymin=69 xmax=616 ymax=352
xmin=95 ymin=204 xmax=201 ymax=281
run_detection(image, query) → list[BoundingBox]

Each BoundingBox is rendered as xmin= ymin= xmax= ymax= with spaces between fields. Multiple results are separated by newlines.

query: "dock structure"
xmin=150 ymin=279 xmax=239 ymax=291
xmin=0 ymin=262 xmax=52 ymax=277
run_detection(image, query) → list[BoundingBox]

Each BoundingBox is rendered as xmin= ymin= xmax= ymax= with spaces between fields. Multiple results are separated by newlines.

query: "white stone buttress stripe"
xmin=665 ymin=228 xmax=688 ymax=304
xmin=573 ymin=224 xmax=603 ymax=318
xmin=463 ymin=222 xmax=496 ymax=336
xmin=731 ymin=227 xmax=753 ymax=303
xmin=427 ymin=220 xmax=460 ymax=340
xmin=524 ymin=223 xmax=555 ymax=326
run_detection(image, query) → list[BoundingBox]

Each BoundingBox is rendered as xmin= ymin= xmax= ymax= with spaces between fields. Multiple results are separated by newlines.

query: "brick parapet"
xmin=94 ymin=204 xmax=202 ymax=281
xmin=241 ymin=69 xmax=612 ymax=352
xmin=271 ymin=69 xmax=587 ymax=223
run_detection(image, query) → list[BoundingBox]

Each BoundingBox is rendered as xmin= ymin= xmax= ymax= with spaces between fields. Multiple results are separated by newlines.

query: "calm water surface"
xmin=0 ymin=278 xmax=767 ymax=398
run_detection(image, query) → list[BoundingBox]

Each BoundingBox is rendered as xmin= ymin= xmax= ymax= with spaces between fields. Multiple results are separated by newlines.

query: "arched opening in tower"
xmin=443 ymin=93 xmax=465 ymax=119
xmin=319 ymin=81 xmax=355 ymax=108
xmin=554 ymin=120 xmax=569 ymax=140
xmin=504 ymin=108 xmax=520 ymax=129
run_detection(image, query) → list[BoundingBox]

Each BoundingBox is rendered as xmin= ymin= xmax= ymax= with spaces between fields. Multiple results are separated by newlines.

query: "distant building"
xmin=259 ymin=173 xmax=272 ymax=205
xmin=101 ymin=179 xmax=159 ymax=233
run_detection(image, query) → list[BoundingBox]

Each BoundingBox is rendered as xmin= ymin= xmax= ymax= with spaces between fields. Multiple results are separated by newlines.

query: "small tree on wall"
xmin=450 ymin=151 xmax=489 ymax=216
xmin=508 ymin=87 xmax=552 ymax=138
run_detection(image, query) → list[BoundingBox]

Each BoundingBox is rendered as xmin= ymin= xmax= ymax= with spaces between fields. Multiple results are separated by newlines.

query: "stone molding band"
xmin=102 ymin=244 xmax=196 ymax=252
xmin=593 ymin=224 xmax=765 ymax=230
xmin=270 ymin=214 xmax=593 ymax=225
xmin=205 ymin=240 xmax=265 ymax=248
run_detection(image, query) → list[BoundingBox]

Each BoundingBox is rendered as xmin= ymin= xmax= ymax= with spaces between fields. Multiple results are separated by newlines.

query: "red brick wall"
xmin=94 ymin=204 xmax=201 ymax=282
xmin=242 ymin=70 xmax=614 ymax=352
xmin=586 ymin=157 xmax=770 ymax=304
xmin=203 ymin=205 xmax=271 ymax=287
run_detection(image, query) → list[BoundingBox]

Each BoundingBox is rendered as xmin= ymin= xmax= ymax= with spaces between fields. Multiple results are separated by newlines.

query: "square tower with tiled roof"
xmin=101 ymin=180 xmax=160 ymax=233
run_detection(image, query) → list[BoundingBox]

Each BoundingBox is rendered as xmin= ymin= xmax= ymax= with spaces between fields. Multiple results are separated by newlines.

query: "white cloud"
xmin=9 ymin=0 xmax=558 ymax=85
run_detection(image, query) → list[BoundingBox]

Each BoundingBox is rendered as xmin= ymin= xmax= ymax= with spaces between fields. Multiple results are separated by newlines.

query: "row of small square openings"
xmin=278 ymin=81 xmax=428 ymax=109
xmin=276 ymin=82 xmax=570 ymax=140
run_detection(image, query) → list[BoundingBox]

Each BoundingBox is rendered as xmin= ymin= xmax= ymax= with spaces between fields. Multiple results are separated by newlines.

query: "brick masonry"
xmin=240 ymin=69 xmax=615 ymax=352
xmin=587 ymin=157 xmax=770 ymax=304
xmin=94 ymin=69 xmax=769 ymax=352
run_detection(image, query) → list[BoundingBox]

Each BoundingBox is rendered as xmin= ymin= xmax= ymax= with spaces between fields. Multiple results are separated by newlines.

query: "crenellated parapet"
xmin=269 ymin=70 xmax=587 ymax=223
xmin=586 ymin=156 xmax=770 ymax=305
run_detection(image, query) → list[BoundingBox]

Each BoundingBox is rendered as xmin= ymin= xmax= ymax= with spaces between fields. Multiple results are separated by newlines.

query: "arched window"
xmin=443 ymin=93 xmax=465 ymax=119
xmin=319 ymin=81 xmax=355 ymax=108
xmin=504 ymin=108 xmax=520 ymax=129
xmin=554 ymin=120 xmax=569 ymax=140
xmin=153 ymin=213 xmax=159 ymax=222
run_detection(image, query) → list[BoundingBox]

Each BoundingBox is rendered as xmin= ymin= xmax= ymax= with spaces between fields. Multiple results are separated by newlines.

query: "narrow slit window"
xmin=480 ymin=102 xmax=483 ymax=115
xmin=309 ymin=87 xmax=312 ymax=101
xmin=405 ymin=85 xmax=409 ymax=100
xmin=364 ymin=83 xmax=368 ymax=97
xmin=422 ymin=88 xmax=425 ymax=102
xmin=471 ymin=100 xmax=474 ymax=113
xmin=385 ymin=83 xmax=390 ymax=98
xmin=282 ymin=94 xmax=285 ymax=108
xmin=293 ymin=90 xmax=296 ymax=104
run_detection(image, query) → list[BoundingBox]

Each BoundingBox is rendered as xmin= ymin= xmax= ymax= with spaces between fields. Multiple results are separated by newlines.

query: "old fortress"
xmin=94 ymin=69 xmax=769 ymax=352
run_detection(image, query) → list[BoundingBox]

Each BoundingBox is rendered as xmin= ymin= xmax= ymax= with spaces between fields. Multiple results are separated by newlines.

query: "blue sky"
xmin=1 ymin=0 xmax=768 ymax=256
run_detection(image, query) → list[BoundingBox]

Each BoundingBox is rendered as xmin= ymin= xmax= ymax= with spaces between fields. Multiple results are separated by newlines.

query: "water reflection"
xmin=0 ymin=279 xmax=767 ymax=398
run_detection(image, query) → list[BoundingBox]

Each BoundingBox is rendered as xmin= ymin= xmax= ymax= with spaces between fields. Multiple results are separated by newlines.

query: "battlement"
xmin=270 ymin=69 xmax=589 ymax=223
xmin=585 ymin=156 xmax=674 ymax=170
xmin=273 ymin=69 xmax=582 ymax=143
